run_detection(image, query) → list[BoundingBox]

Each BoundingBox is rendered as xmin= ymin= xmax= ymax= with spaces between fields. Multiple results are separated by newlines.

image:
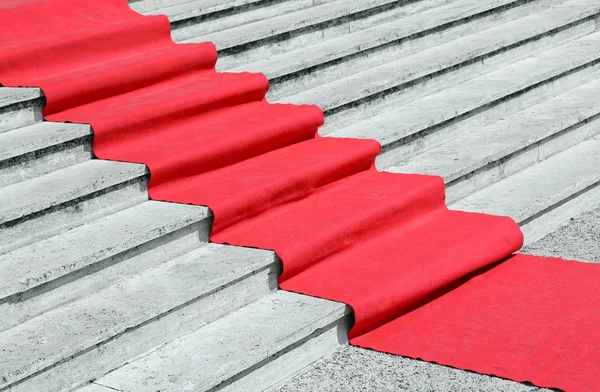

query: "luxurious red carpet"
xmin=1 ymin=1 xmax=598 ymax=390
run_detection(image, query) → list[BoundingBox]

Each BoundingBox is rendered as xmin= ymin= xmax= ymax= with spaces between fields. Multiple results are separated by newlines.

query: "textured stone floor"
xmin=277 ymin=204 xmax=600 ymax=392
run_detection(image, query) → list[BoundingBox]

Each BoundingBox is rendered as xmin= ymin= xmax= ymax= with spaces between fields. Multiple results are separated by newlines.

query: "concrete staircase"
xmin=2 ymin=0 xmax=600 ymax=390
xmin=135 ymin=0 xmax=600 ymax=243
xmin=0 ymin=90 xmax=351 ymax=392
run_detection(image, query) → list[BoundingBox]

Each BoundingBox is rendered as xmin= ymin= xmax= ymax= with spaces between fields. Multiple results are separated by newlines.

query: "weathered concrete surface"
xmin=1 ymin=243 xmax=277 ymax=392
xmin=277 ymin=205 xmax=600 ymax=392
xmin=82 ymin=291 xmax=350 ymax=392
xmin=452 ymin=140 xmax=600 ymax=245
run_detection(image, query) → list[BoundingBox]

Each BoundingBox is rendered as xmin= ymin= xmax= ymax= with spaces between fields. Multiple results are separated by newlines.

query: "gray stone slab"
xmin=388 ymin=76 xmax=600 ymax=201
xmin=0 ymin=87 xmax=42 ymax=108
xmin=0 ymin=160 xmax=146 ymax=224
xmin=451 ymin=139 xmax=600 ymax=242
xmin=168 ymin=0 xmax=322 ymax=34
xmin=231 ymin=0 xmax=534 ymax=81
xmin=0 ymin=243 xmax=277 ymax=391
xmin=317 ymin=9 xmax=599 ymax=135
xmin=521 ymin=204 xmax=600 ymax=263
xmin=0 ymin=200 xmax=209 ymax=301
xmin=90 ymin=291 xmax=349 ymax=392
xmin=214 ymin=0 xmax=456 ymax=71
xmin=0 ymin=121 xmax=91 ymax=163
xmin=181 ymin=0 xmax=404 ymax=47
xmin=0 ymin=87 xmax=44 ymax=133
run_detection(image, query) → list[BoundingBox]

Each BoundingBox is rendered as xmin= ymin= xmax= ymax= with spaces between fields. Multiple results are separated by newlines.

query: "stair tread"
xmin=86 ymin=290 xmax=347 ymax=392
xmin=329 ymin=28 xmax=600 ymax=145
xmin=280 ymin=1 xmax=600 ymax=111
xmin=182 ymin=0 xmax=399 ymax=48
xmin=0 ymin=121 xmax=91 ymax=163
xmin=388 ymin=76 xmax=600 ymax=182
xmin=451 ymin=139 xmax=600 ymax=223
xmin=0 ymin=200 xmax=210 ymax=300
xmin=163 ymin=0 xmax=318 ymax=25
xmin=229 ymin=0 xmax=521 ymax=79
xmin=0 ymin=87 xmax=42 ymax=108
xmin=0 ymin=242 xmax=274 ymax=389
xmin=0 ymin=159 xmax=147 ymax=224
xmin=133 ymin=0 xmax=262 ymax=17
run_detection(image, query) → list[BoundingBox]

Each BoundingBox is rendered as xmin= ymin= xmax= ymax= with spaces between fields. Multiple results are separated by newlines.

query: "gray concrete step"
xmin=130 ymin=0 xmax=266 ymax=16
xmin=0 ymin=159 xmax=149 ymax=254
xmin=179 ymin=0 xmax=454 ymax=69
xmin=0 ymin=200 xmax=211 ymax=332
xmin=0 ymin=121 xmax=93 ymax=187
xmin=232 ymin=0 xmax=566 ymax=100
xmin=388 ymin=76 xmax=600 ymax=204
xmin=0 ymin=242 xmax=277 ymax=392
xmin=452 ymin=139 xmax=600 ymax=244
xmin=331 ymin=29 xmax=600 ymax=157
xmin=0 ymin=87 xmax=44 ymax=133
xmin=79 ymin=290 xmax=350 ymax=392
xmin=164 ymin=0 xmax=335 ymax=30
xmin=285 ymin=1 xmax=600 ymax=133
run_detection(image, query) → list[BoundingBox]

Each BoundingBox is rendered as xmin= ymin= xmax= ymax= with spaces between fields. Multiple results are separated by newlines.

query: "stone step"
xmin=179 ymin=0 xmax=454 ymax=68
xmin=331 ymin=28 xmax=600 ymax=158
xmin=451 ymin=139 xmax=600 ymax=244
xmin=0 ymin=159 xmax=149 ymax=254
xmin=0 ymin=200 xmax=211 ymax=332
xmin=79 ymin=290 xmax=350 ymax=392
xmin=0 ymin=87 xmax=44 ymax=133
xmin=388 ymin=76 xmax=600 ymax=203
xmin=0 ymin=242 xmax=278 ymax=392
xmin=166 ymin=0 xmax=336 ymax=31
xmin=284 ymin=1 xmax=600 ymax=133
xmin=130 ymin=0 xmax=266 ymax=16
xmin=0 ymin=121 xmax=93 ymax=187
xmin=233 ymin=0 xmax=564 ymax=99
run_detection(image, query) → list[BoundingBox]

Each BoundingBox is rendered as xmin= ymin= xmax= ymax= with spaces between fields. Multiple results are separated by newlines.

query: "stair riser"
xmin=212 ymin=0 xmax=452 ymax=70
xmin=446 ymin=115 xmax=600 ymax=204
xmin=220 ymin=314 xmax=352 ymax=392
xmin=0 ymin=99 xmax=43 ymax=134
xmin=379 ymin=55 xmax=600 ymax=168
xmin=520 ymin=179 xmax=600 ymax=244
xmin=161 ymin=0 xmax=269 ymax=15
xmin=0 ymin=219 xmax=212 ymax=332
xmin=0 ymin=136 xmax=94 ymax=187
xmin=321 ymin=17 xmax=597 ymax=134
xmin=267 ymin=0 xmax=566 ymax=100
xmin=171 ymin=0 xmax=319 ymax=41
xmin=4 ymin=264 xmax=278 ymax=392
xmin=0 ymin=176 xmax=149 ymax=255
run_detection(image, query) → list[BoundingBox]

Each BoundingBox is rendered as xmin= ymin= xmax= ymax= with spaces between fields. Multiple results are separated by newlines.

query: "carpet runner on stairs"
xmin=0 ymin=1 xmax=598 ymax=391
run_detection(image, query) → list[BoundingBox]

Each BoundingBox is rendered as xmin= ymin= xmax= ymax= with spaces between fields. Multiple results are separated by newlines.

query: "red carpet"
xmin=1 ymin=1 xmax=598 ymax=390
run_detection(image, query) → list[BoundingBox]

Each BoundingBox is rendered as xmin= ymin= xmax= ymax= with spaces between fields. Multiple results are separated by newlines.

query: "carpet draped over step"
xmin=1 ymin=1 xmax=598 ymax=391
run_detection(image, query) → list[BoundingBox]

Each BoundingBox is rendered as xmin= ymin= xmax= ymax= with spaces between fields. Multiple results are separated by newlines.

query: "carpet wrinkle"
xmin=0 ymin=1 xmax=598 ymax=391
